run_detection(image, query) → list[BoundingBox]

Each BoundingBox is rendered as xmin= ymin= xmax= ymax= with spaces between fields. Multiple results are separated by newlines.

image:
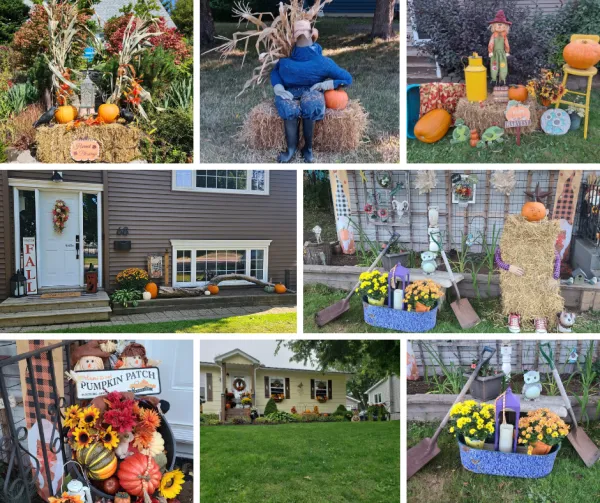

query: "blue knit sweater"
xmin=270 ymin=44 xmax=352 ymax=89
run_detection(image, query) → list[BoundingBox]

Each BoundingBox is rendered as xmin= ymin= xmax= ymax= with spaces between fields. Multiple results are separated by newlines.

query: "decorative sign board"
xmin=71 ymin=139 xmax=100 ymax=162
xmin=493 ymin=86 xmax=509 ymax=102
xmin=75 ymin=367 xmax=161 ymax=399
xmin=504 ymin=120 xmax=532 ymax=146
xmin=148 ymin=255 xmax=164 ymax=279
xmin=23 ymin=237 xmax=37 ymax=294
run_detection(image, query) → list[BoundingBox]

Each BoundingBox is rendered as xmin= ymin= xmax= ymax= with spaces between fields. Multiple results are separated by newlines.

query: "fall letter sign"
xmin=23 ymin=237 xmax=37 ymax=294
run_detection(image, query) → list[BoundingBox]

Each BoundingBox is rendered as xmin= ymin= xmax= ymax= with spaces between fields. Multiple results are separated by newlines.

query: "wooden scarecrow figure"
xmin=488 ymin=10 xmax=511 ymax=85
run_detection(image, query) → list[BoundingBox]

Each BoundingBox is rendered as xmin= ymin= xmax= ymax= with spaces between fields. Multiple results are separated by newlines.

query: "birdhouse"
xmin=79 ymin=72 xmax=96 ymax=118
xmin=494 ymin=387 xmax=520 ymax=453
xmin=571 ymin=268 xmax=588 ymax=285
xmin=388 ymin=264 xmax=409 ymax=309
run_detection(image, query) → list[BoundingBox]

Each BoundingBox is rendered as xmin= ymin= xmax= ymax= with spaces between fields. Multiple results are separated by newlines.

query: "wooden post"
xmin=555 ymin=340 xmax=562 ymax=372
xmin=533 ymin=341 xmax=540 ymax=370
xmin=417 ymin=341 xmax=426 ymax=377
xmin=370 ymin=170 xmax=380 ymax=243
xmin=483 ymin=170 xmax=491 ymax=244
xmin=516 ymin=340 xmax=523 ymax=372
xmin=446 ymin=170 xmax=453 ymax=248
xmin=164 ymin=248 xmax=170 ymax=286
xmin=221 ymin=362 xmax=227 ymax=420
xmin=548 ymin=170 xmax=556 ymax=219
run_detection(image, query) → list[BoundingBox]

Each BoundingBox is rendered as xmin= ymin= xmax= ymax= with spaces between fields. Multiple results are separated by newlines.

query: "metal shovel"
xmin=540 ymin=343 xmax=600 ymax=468
xmin=315 ymin=233 xmax=400 ymax=327
xmin=407 ymin=346 xmax=495 ymax=479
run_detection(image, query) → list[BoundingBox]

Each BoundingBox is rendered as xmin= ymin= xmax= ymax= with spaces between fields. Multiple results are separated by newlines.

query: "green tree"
xmin=0 ymin=0 xmax=29 ymax=44
xmin=171 ymin=0 xmax=192 ymax=38
xmin=264 ymin=398 xmax=278 ymax=416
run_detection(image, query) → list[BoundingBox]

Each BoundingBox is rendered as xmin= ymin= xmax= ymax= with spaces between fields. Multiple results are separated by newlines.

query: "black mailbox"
xmin=114 ymin=240 xmax=131 ymax=251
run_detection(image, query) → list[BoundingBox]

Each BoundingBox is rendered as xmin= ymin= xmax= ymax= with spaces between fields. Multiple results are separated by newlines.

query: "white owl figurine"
xmin=522 ymin=370 xmax=542 ymax=401
xmin=421 ymin=251 xmax=437 ymax=275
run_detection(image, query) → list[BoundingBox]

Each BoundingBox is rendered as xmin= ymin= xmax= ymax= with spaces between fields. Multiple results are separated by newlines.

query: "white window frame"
xmin=171 ymin=170 xmax=270 ymax=196
xmin=170 ymin=239 xmax=272 ymax=287
xmin=314 ymin=378 xmax=328 ymax=399
xmin=269 ymin=376 xmax=285 ymax=397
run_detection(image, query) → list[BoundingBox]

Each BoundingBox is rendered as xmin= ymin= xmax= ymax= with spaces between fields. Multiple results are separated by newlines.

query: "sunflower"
xmin=159 ymin=469 xmax=185 ymax=499
xmin=64 ymin=405 xmax=81 ymax=428
xmin=79 ymin=406 xmax=100 ymax=428
xmin=73 ymin=427 xmax=93 ymax=450
xmin=101 ymin=426 xmax=119 ymax=450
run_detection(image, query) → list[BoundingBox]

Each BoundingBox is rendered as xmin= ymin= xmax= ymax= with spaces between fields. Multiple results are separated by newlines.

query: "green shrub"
xmin=110 ymin=289 xmax=142 ymax=308
xmin=201 ymin=413 xmax=219 ymax=423
xmin=299 ymin=413 xmax=319 ymax=423
xmin=226 ymin=416 xmax=251 ymax=425
xmin=171 ymin=0 xmax=193 ymax=38
xmin=264 ymin=398 xmax=278 ymax=416
xmin=253 ymin=417 xmax=272 ymax=425
xmin=141 ymin=107 xmax=193 ymax=163
xmin=266 ymin=411 xmax=297 ymax=423
xmin=0 ymin=141 xmax=6 ymax=163
xmin=161 ymin=77 xmax=193 ymax=110
xmin=332 ymin=415 xmax=345 ymax=422
xmin=206 ymin=419 xmax=221 ymax=426
xmin=334 ymin=404 xmax=348 ymax=415
xmin=4 ymin=82 xmax=38 ymax=116
xmin=0 ymin=0 xmax=30 ymax=44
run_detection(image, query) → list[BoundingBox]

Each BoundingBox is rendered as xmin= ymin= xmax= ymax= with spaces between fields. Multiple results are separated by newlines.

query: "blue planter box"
xmin=362 ymin=297 xmax=438 ymax=332
xmin=457 ymin=437 xmax=560 ymax=479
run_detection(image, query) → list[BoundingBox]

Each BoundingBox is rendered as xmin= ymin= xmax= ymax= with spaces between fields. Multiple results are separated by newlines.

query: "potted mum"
xmin=465 ymin=359 xmax=504 ymax=402
xmin=403 ymin=280 xmax=443 ymax=312
xmin=518 ymin=409 xmax=569 ymax=455
xmin=356 ymin=270 xmax=388 ymax=306
xmin=448 ymin=400 xmax=495 ymax=449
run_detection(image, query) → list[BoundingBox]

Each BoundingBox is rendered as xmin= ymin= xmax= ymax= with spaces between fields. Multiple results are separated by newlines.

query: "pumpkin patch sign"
xmin=75 ymin=367 xmax=161 ymax=399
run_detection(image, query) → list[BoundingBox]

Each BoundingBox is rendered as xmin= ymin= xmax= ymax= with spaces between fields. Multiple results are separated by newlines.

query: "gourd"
xmin=76 ymin=443 xmax=118 ymax=480
xmin=324 ymin=89 xmax=348 ymax=110
xmin=207 ymin=284 xmax=219 ymax=295
xmin=114 ymin=492 xmax=131 ymax=503
xmin=521 ymin=201 xmax=546 ymax=222
xmin=117 ymin=453 xmax=162 ymax=498
xmin=563 ymin=39 xmax=600 ymax=70
xmin=470 ymin=129 xmax=480 ymax=147
xmin=274 ymin=284 xmax=287 ymax=294
xmin=508 ymin=85 xmax=528 ymax=102
xmin=144 ymin=431 xmax=165 ymax=457
xmin=414 ymin=109 xmax=452 ymax=143
xmin=98 ymin=103 xmax=120 ymax=123
xmin=145 ymin=282 xmax=158 ymax=299
xmin=102 ymin=476 xmax=120 ymax=495
xmin=142 ymin=291 xmax=152 ymax=301
xmin=55 ymin=105 xmax=77 ymax=124
xmin=264 ymin=285 xmax=275 ymax=293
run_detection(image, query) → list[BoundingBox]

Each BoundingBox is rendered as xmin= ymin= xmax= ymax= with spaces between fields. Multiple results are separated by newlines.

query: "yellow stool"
xmin=555 ymin=34 xmax=599 ymax=140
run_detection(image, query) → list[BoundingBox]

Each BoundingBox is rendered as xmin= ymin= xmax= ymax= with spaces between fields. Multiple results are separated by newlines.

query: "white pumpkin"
xmin=141 ymin=431 xmax=165 ymax=457
xmin=204 ymin=291 xmax=211 ymax=296
xmin=142 ymin=291 xmax=152 ymax=301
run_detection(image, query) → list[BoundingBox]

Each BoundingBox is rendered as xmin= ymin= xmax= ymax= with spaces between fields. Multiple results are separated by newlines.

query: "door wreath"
xmin=233 ymin=378 xmax=246 ymax=392
xmin=53 ymin=199 xmax=70 ymax=233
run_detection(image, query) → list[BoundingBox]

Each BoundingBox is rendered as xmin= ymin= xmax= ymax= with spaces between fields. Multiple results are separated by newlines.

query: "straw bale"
xmin=454 ymin=97 xmax=541 ymax=135
xmin=499 ymin=215 xmax=564 ymax=328
xmin=35 ymin=123 xmax=141 ymax=163
xmin=240 ymin=99 xmax=368 ymax=152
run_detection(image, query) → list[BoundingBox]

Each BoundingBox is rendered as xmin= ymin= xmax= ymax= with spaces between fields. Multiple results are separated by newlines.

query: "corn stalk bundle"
xmin=204 ymin=0 xmax=333 ymax=96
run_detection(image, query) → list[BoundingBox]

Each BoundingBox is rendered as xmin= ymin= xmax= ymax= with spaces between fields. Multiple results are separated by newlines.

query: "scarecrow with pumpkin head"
xmin=488 ymin=10 xmax=511 ymax=85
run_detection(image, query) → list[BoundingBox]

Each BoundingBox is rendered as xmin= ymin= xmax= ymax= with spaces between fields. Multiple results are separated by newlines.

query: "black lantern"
xmin=51 ymin=171 xmax=63 ymax=182
xmin=10 ymin=269 xmax=27 ymax=297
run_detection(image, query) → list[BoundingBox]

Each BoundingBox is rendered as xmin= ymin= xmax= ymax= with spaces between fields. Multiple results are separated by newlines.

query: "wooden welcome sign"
xmin=75 ymin=367 xmax=161 ymax=399
xmin=70 ymin=139 xmax=100 ymax=161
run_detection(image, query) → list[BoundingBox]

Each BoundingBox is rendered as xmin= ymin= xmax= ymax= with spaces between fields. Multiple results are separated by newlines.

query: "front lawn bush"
xmin=264 ymin=398 xmax=278 ymax=416
xmin=266 ymin=411 xmax=297 ymax=423
xmin=226 ymin=416 xmax=251 ymax=425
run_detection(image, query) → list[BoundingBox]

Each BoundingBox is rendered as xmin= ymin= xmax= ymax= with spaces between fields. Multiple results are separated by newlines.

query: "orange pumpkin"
xmin=145 ymin=282 xmax=158 ymax=299
xmin=563 ymin=39 xmax=600 ymax=70
xmin=470 ymin=139 xmax=479 ymax=147
xmin=114 ymin=493 xmax=130 ymax=503
xmin=521 ymin=201 xmax=546 ymax=222
xmin=274 ymin=284 xmax=287 ymax=294
xmin=55 ymin=105 xmax=78 ymax=124
xmin=117 ymin=453 xmax=162 ymax=498
xmin=470 ymin=129 xmax=479 ymax=140
xmin=414 ymin=109 xmax=452 ymax=143
xmin=324 ymin=89 xmax=349 ymax=110
xmin=207 ymin=284 xmax=219 ymax=295
xmin=508 ymin=85 xmax=528 ymax=102
xmin=98 ymin=103 xmax=120 ymax=123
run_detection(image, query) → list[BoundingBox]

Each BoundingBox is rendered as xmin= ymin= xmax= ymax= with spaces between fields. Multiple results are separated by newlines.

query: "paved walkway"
xmin=1 ymin=306 xmax=296 ymax=333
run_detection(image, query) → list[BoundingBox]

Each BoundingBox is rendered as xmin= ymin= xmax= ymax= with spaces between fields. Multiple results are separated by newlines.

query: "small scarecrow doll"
xmin=488 ymin=10 xmax=511 ymax=85
xmin=116 ymin=342 xmax=148 ymax=368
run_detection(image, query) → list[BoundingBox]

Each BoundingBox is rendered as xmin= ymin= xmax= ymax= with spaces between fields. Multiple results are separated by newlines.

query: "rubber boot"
xmin=301 ymin=119 xmax=316 ymax=163
xmin=277 ymin=119 xmax=299 ymax=163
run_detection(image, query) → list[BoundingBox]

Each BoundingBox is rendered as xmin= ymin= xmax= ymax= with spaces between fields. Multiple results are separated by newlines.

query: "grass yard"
xmin=407 ymin=91 xmax=600 ymax=164
xmin=407 ymin=421 xmax=600 ymax=503
xmin=304 ymin=284 xmax=600 ymax=333
xmin=46 ymin=312 xmax=296 ymax=333
xmin=200 ymin=421 xmax=400 ymax=503
xmin=200 ymin=18 xmax=399 ymax=163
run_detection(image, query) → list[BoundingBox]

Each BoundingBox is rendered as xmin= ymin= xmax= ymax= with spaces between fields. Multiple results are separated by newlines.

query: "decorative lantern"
xmin=388 ymin=264 xmax=410 ymax=310
xmin=79 ymin=72 xmax=96 ymax=118
xmin=494 ymin=387 xmax=520 ymax=453
xmin=10 ymin=270 xmax=26 ymax=298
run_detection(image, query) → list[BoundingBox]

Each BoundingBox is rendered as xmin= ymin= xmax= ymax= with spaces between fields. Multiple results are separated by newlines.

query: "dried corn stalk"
xmin=203 ymin=0 xmax=333 ymax=96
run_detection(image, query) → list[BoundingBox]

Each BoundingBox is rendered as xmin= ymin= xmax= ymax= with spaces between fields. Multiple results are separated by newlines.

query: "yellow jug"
xmin=464 ymin=52 xmax=488 ymax=102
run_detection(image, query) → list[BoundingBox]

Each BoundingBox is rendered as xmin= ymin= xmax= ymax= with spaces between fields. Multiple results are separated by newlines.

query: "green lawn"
xmin=200 ymin=422 xmax=400 ymax=503
xmin=200 ymin=18 xmax=399 ymax=163
xmin=304 ymin=284 xmax=600 ymax=333
xmin=407 ymin=421 xmax=600 ymax=503
xmin=407 ymin=91 xmax=600 ymax=163
xmin=46 ymin=312 xmax=296 ymax=333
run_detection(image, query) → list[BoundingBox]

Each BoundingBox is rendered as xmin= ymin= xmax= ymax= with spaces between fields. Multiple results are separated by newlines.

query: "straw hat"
xmin=71 ymin=341 xmax=111 ymax=367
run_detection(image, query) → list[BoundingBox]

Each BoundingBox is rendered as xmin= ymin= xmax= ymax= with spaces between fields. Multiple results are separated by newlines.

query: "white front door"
xmin=39 ymin=191 xmax=80 ymax=288
xmin=231 ymin=374 xmax=251 ymax=400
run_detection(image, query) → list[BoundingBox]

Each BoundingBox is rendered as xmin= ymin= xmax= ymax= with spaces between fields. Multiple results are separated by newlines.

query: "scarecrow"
xmin=117 ymin=342 xmax=149 ymax=368
xmin=488 ymin=10 xmax=511 ymax=85
xmin=271 ymin=20 xmax=352 ymax=163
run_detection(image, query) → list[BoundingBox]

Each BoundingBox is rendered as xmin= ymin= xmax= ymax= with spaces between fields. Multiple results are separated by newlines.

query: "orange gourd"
xmin=55 ymin=105 xmax=77 ymax=124
xmin=508 ymin=85 xmax=528 ymax=102
xmin=470 ymin=139 xmax=479 ymax=147
xmin=274 ymin=284 xmax=287 ymax=294
xmin=117 ymin=453 xmax=162 ymax=498
xmin=98 ymin=103 xmax=120 ymax=123
xmin=145 ymin=282 xmax=158 ymax=299
xmin=470 ymin=129 xmax=478 ymax=140
xmin=521 ymin=202 xmax=546 ymax=222
xmin=324 ymin=89 xmax=349 ymax=110
xmin=207 ymin=284 xmax=219 ymax=295
xmin=414 ymin=109 xmax=452 ymax=143
xmin=563 ymin=39 xmax=600 ymax=70
xmin=114 ymin=493 xmax=131 ymax=503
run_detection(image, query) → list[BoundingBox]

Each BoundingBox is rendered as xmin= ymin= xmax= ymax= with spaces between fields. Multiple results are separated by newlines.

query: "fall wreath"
xmin=233 ymin=378 xmax=246 ymax=392
xmin=53 ymin=199 xmax=70 ymax=233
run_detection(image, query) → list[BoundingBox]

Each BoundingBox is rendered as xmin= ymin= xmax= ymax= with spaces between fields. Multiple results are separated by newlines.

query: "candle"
xmin=499 ymin=423 xmax=514 ymax=453
xmin=393 ymin=289 xmax=404 ymax=310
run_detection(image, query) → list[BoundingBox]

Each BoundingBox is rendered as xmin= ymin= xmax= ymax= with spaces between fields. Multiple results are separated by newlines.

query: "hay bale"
xmin=454 ymin=97 xmax=541 ymax=136
xmin=241 ymin=99 xmax=368 ymax=152
xmin=499 ymin=215 xmax=564 ymax=328
xmin=36 ymin=123 xmax=141 ymax=163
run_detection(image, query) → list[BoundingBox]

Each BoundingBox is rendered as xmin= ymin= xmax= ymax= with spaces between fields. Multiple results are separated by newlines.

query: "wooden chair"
xmin=555 ymin=34 xmax=599 ymax=140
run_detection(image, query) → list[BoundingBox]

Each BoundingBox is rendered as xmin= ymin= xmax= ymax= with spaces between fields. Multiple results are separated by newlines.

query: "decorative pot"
xmin=415 ymin=301 xmax=431 ymax=312
xmin=466 ymin=373 xmax=505 ymax=401
xmin=142 ymin=291 xmax=152 ymax=301
xmin=568 ymin=112 xmax=582 ymax=131
xmin=367 ymin=296 xmax=385 ymax=306
xmin=540 ymin=98 xmax=551 ymax=107
xmin=531 ymin=441 xmax=552 ymax=455
xmin=464 ymin=437 xmax=485 ymax=449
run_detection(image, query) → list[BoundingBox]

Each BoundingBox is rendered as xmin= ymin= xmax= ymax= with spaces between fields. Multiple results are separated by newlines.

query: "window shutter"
xmin=285 ymin=377 xmax=290 ymax=399
xmin=206 ymin=373 xmax=213 ymax=402
xmin=310 ymin=379 xmax=315 ymax=399
xmin=264 ymin=376 xmax=270 ymax=398
xmin=328 ymin=380 xmax=332 ymax=400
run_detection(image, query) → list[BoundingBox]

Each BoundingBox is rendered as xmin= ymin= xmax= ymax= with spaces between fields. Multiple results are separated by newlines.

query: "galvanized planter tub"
xmin=362 ymin=297 xmax=438 ymax=333
xmin=458 ymin=437 xmax=560 ymax=479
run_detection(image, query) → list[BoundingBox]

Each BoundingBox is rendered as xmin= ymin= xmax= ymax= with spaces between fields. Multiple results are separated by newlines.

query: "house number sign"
xmin=75 ymin=367 xmax=161 ymax=399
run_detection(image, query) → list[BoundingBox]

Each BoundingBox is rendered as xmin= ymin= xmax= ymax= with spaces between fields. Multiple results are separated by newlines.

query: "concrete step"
xmin=0 ymin=292 xmax=110 ymax=314
xmin=0 ymin=306 xmax=112 ymax=328
xmin=408 ymin=76 xmax=441 ymax=85
xmin=408 ymin=58 xmax=436 ymax=68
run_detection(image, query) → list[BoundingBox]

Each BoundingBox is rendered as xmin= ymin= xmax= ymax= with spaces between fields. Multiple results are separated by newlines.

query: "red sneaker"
xmin=534 ymin=317 xmax=548 ymax=334
xmin=508 ymin=313 xmax=521 ymax=333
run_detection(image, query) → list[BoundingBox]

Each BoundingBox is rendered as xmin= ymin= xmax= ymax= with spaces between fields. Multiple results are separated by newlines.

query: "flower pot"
xmin=540 ymin=98 xmax=551 ymax=107
xmin=362 ymin=296 xmax=438 ymax=332
xmin=531 ymin=441 xmax=552 ymax=455
xmin=381 ymin=252 xmax=410 ymax=271
xmin=415 ymin=301 xmax=431 ymax=312
xmin=568 ymin=112 xmax=582 ymax=131
xmin=465 ymin=372 xmax=504 ymax=401
xmin=464 ymin=437 xmax=485 ymax=449
xmin=367 ymin=296 xmax=385 ymax=306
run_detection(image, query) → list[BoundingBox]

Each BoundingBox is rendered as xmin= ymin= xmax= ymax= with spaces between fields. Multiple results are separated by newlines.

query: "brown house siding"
xmin=0 ymin=171 xmax=10 ymax=300
xmin=105 ymin=170 xmax=297 ymax=291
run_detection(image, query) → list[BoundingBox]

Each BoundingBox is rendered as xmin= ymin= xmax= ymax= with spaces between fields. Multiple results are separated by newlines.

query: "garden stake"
xmin=315 ymin=233 xmax=400 ymax=327
xmin=407 ymin=346 xmax=495 ymax=479
xmin=540 ymin=343 xmax=600 ymax=467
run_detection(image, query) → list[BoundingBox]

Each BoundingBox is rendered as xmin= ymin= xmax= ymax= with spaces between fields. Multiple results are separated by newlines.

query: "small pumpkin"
xmin=55 ymin=105 xmax=77 ymax=124
xmin=470 ymin=129 xmax=479 ymax=140
xmin=207 ymin=284 xmax=219 ymax=295
xmin=470 ymin=139 xmax=478 ymax=147
xmin=117 ymin=453 xmax=162 ymax=498
xmin=324 ymin=89 xmax=348 ymax=110
xmin=98 ymin=103 xmax=120 ymax=123
xmin=274 ymin=284 xmax=287 ymax=294
xmin=114 ymin=492 xmax=131 ymax=503
xmin=102 ymin=476 xmax=120 ymax=495
xmin=563 ymin=39 xmax=600 ymax=70
xmin=76 ymin=443 xmax=118 ymax=480
xmin=521 ymin=201 xmax=546 ymax=222
xmin=414 ymin=109 xmax=452 ymax=143
xmin=264 ymin=285 xmax=275 ymax=293
xmin=508 ymin=85 xmax=528 ymax=102
xmin=145 ymin=282 xmax=158 ymax=299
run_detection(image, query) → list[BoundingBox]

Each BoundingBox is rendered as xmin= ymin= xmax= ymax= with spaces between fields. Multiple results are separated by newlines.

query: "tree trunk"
xmin=200 ymin=0 xmax=216 ymax=46
xmin=371 ymin=0 xmax=395 ymax=40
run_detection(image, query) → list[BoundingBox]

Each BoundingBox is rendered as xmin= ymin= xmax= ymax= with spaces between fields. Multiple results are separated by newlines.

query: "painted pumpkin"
xmin=324 ymin=89 xmax=348 ymax=110
xmin=145 ymin=282 xmax=158 ymax=299
xmin=98 ymin=103 xmax=120 ymax=123
xmin=55 ymin=105 xmax=77 ymax=124
xmin=508 ymin=85 xmax=528 ymax=102
xmin=414 ymin=109 xmax=452 ymax=143
xmin=114 ymin=492 xmax=131 ymax=503
xmin=207 ymin=284 xmax=219 ymax=295
xmin=274 ymin=284 xmax=287 ymax=294
xmin=505 ymin=104 xmax=530 ymax=121
xmin=521 ymin=201 xmax=546 ymax=222
xmin=76 ymin=443 xmax=118 ymax=480
xmin=563 ymin=39 xmax=600 ymax=70
xmin=118 ymin=453 xmax=162 ymax=498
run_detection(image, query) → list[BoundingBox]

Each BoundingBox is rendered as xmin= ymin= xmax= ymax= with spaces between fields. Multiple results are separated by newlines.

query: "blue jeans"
xmin=275 ymin=87 xmax=325 ymax=121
